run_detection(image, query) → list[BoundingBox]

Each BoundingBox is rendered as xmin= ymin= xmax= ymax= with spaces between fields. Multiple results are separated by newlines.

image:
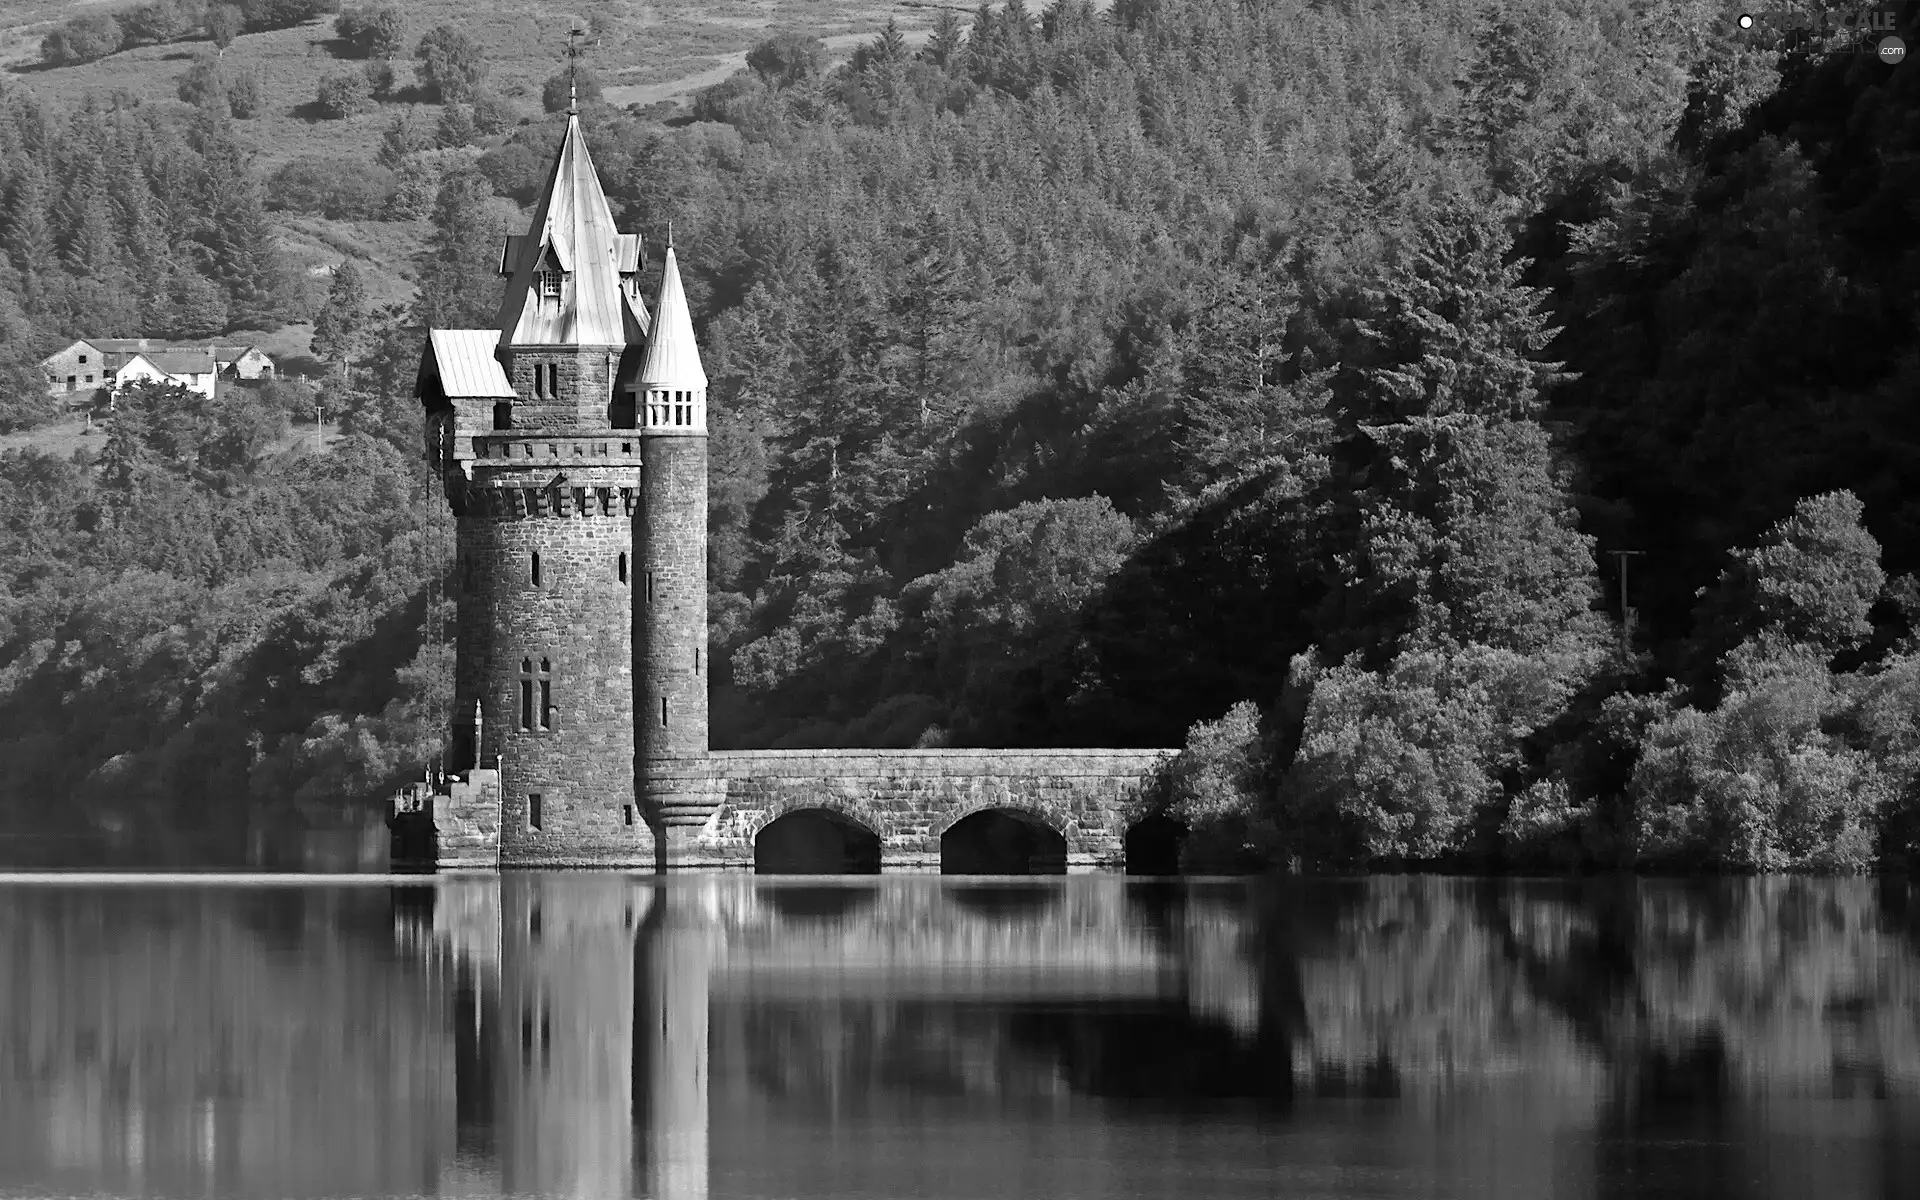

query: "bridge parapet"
xmin=696 ymin=748 xmax=1175 ymax=870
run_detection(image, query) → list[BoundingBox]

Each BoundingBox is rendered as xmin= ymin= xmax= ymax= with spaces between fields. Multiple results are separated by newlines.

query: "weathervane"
xmin=565 ymin=27 xmax=593 ymax=113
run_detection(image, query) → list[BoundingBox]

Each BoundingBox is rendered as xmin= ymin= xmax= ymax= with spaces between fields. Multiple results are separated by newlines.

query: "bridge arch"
xmin=939 ymin=806 xmax=1069 ymax=875
xmin=753 ymin=804 xmax=882 ymax=874
xmin=1124 ymin=814 xmax=1188 ymax=875
xmin=930 ymin=800 xmax=1071 ymax=840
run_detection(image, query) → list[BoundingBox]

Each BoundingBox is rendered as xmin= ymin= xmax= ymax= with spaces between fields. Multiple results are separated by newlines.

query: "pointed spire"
xmin=495 ymin=113 xmax=646 ymax=347
xmin=636 ymin=244 xmax=707 ymax=390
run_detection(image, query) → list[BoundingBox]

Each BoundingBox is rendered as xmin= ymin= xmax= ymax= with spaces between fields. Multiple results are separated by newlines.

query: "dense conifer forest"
xmin=2 ymin=0 xmax=1918 ymax=872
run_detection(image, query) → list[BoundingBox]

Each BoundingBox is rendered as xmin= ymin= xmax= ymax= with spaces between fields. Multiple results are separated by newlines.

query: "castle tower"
xmin=634 ymin=240 xmax=715 ymax=858
xmin=417 ymin=106 xmax=656 ymax=867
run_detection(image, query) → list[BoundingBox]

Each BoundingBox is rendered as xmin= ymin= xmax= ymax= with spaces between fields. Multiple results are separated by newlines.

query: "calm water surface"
xmin=2 ymin=874 xmax=1918 ymax=1199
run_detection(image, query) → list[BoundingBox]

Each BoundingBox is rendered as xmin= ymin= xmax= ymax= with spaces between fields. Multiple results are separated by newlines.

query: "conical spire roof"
xmin=496 ymin=112 xmax=648 ymax=346
xmin=635 ymin=245 xmax=707 ymax=389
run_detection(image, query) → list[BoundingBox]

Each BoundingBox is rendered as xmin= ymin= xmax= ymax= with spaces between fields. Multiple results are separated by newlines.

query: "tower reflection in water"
xmin=423 ymin=875 xmax=717 ymax=1200
xmin=416 ymin=873 xmax=1249 ymax=1200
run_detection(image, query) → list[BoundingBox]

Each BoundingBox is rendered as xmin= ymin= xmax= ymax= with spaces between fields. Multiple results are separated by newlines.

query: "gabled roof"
xmin=496 ymin=113 xmax=649 ymax=347
xmin=635 ymin=246 xmax=707 ymax=390
xmin=422 ymin=330 xmax=515 ymax=399
xmin=124 ymin=350 xmax=217 ymax=376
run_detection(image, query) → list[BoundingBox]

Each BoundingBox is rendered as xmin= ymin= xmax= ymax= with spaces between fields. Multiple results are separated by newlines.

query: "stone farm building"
xmin=392 ymin=103 xmax=1183 ymax=874
xmin=39 ymin=338 xmax=277 ymax=404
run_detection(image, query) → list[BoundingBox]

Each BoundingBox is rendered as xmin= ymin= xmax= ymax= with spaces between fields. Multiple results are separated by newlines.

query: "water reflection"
xmin=0 ymin=876 xmax=1917 ymax=1199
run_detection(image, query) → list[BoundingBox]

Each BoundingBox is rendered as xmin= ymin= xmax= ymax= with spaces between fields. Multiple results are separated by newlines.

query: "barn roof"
xmin=129 ymin=350 xmax=217 ymax=376
xmin=423 ymin=330 xmax=515 ymax=399
xmin=495 ymin=112 xmax=649 ymax=348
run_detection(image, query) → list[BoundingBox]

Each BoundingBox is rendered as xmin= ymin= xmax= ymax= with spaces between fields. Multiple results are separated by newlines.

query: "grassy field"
xmin=1 ymin=1 xmax=947 ymax=173
xmin=0 ymin=0 xmax=956 ymax=457
xmin=0 ymin=412 xmax=347 ymax=460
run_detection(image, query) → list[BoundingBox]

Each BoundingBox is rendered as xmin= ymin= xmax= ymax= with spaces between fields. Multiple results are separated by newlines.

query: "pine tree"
xmin=924 ymin=10 xmax=966 ymax=71
xmin=312 ymin=260 xmax=371 ymax=376
xmin=1347 ymin=195 xmax=1572 ymax=427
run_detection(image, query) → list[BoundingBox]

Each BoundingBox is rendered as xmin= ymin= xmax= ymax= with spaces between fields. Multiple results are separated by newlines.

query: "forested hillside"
xmin=3 ymin=0 xmax=1918 ymax=872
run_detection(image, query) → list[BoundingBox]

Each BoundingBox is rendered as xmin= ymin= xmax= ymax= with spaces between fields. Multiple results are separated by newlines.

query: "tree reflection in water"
xmin=0 ymin=875 xmax=1916 ymax=1199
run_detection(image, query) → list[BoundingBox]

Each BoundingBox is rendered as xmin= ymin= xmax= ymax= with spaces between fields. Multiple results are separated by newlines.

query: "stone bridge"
xmin=697 ymin=748 xmax=1177 ymax=872
xmin=406 ymin=747 xmax=1184 ymax=871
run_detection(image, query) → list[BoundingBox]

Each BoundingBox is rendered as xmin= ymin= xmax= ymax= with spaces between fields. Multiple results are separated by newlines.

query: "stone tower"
xmin=418 ymin=105 xmax=669 ymax=866
xmin=633 ymin=239 xmax=715 ymax=859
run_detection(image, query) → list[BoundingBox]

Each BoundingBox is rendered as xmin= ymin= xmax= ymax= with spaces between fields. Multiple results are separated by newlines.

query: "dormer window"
xmin=538 ymin=269 xmax=563 ymax=297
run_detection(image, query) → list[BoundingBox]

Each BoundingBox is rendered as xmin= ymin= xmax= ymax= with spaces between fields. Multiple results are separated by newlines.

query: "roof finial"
xmin=667 ymin=220 xmax=673 ymax=249
xmin=566 ymin=27 xmax=588 ymax=115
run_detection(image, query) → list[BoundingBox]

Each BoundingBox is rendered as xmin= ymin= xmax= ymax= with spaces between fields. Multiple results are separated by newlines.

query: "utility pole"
xmin=1611 ymin=549 xmax=1644 ymax=656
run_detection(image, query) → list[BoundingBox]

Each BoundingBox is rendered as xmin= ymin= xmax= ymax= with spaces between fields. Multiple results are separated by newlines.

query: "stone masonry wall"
xmin=502 ymin=345 xmax=624 ymax=430
xmin=639 ymin=433 xmax=712 ymax=846
xmin=679 ymin=749 xmax=1177 ymax=871
xmin=461 ymin=436 xmax=655 ymax=868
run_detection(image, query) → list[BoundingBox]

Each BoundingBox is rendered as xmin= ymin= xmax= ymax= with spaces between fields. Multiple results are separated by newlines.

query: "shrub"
xmin=226 ymin=67 xmax=264 ymax=118
xmin=746 ymin=32 xmax=827 ymax=86
xmin=362 ymin=58 xmax=395 ymax=99
xmin=334 ymin=2 xmax=404 ymax=57
xmin=41 ymin=13 xmax=125 ymax=65
xmin=177 ymin=54 xmax=225 ymax=108
xmin=541 ymin=65 xmax=602 ymax=113
xmin=205 ymin=3 xmax=243 ymax=49
xmin=375 ymin=111 xmax=426 ymax=168
xmin=237 ymin=0 xmax=334 ymax=33
xmin=414 ymin=24 xmax=486 ymax=103
xmin=385 ymin=155 xmax=442 ymax=220
xmin=1282 ymin=645 xmax=1563 ymax=865
xmin=1165 ymin=700 xmax=1274 ymax=869
xmin=432 ymin=103 xmax=476 ymax=147
xmin=123 ymin=0 xmax=204 ymax=45
xmin=315 ymin=69 xmax=373 ymax=118
xmin=1629 ymin=665 xmax=1884 ymax=872
xmin=469 ymin=90 xmax=519 ymax=135
xmin=267 ymin=156 xmax=394 ymax=219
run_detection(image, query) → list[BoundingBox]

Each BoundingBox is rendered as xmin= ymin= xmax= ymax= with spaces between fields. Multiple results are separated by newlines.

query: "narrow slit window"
xmin=661 ymin=695 xmax=668 ymax=727
xmin=623 ymin=804 xmax=634 ymax=826
xmin=532 ymin=366 xmax=545 ymax=400
xmin=547 ymin=364 xmax=559 ymax=396
xmin=538 ymin=658 xmax=553 ymax=730
xmin=528 ymin=793 xmax=542 ymax=830
xmin=694 ymin=648 xmax=701 ymax=674
xmin=518 ymin=658 xmax=534 ymax=731
xmin=646 ymin=572 xmax=654 ymax=603
xmin=530 ymin=552 xmax=541 ymax=587
xmin=618 ymin=552 xmax=628 ymax=583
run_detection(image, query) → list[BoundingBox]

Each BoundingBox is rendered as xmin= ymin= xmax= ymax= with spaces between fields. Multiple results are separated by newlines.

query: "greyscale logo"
xmin=1738 ymin=7 xmax=1906 ymax=62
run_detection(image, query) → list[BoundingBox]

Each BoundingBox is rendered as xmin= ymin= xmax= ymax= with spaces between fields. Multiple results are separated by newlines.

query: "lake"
xmin=1 ymin=873 xmax=1917 ymax=1199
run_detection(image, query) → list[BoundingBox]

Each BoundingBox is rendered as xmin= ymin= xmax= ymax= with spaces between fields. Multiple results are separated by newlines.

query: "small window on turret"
xmin=618 ymin=552 xmax=628 ymax=583
xmin=494 ymin=402 xmax=512 ymax=430
xmin=539 ymin=270 xmax=562 ymax=297
xmin=530 ymin=552 xmax=541 ymax=587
